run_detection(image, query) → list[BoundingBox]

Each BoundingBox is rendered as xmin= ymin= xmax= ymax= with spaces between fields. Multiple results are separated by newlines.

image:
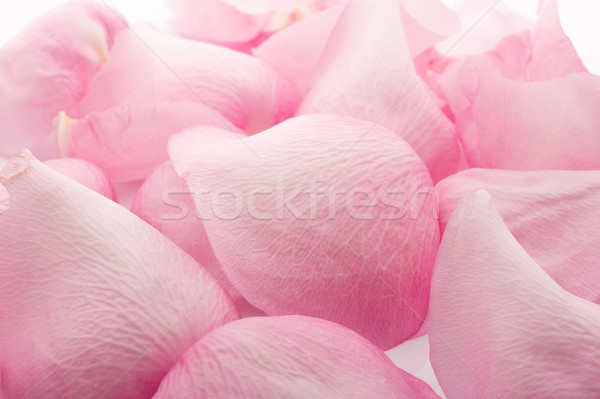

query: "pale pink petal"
xmin=45 ymin=158 xmax=116 ymax=201
xmin=154 ymin=316 xmax=441 ymax=399
xmin=399 ymin=0 xmax=460 ymax=56
xmin=0 ymin=151 xmax=238 ymax=399
xmin=253 ymin=5 xmax=344 ymax=95
xmin=0 ymin=2 xmax=127 ymax=159
xmin=530 ymin=0 xmax=587 ymax=80
xmin=429 ymin=190 xmax=600 ymax=398
xmin=460 ymin=72 xmax=600 ymax=169
xmin=436 ymin=168 xmax=600 ymax=303
xmin=57 ymin=101 xmax=242 ymax=182
xmin=298 ymin=0 xmax=464 ymax=182
xmin=169 ymin=114 xmax=439 ymax=350
xmin=437 ymin=0 xmax=532 ymax=57
xmin=131 ymin=160 xmax=239 ymax=298
xmin=76 ymin=27 xmax=298 ymax=134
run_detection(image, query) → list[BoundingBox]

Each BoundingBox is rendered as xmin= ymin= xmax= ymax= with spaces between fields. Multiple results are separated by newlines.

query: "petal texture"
xmin=429 ymin=190 xmax=600 ymax=398
xmin=131 ymin=160 xmax=238 ymax=297
xmin=298 ymin=0 xmax=463 ymax=182
xmin=169 ymin=114 xmax=440 ymax=350
xmin=45 ymin=157 xmax=116 ymax=200
xmin=460 ymin=72 xmax=600 ymax=169
xmin=0 ymin=2 xmax=127 ymax=158
xmin=153 ymin=316 xmax=440 ymax=399
xmin=57 ymin=101 xmax=241 ymax=182
xmin=0 ymin=151 xmax=238 ymax=399
xmin=76 ymin=27 xmax=298 ymax=135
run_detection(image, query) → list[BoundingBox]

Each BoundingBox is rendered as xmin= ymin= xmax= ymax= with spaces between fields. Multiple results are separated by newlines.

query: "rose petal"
xmin=298 ymin=0 xmax=464 ymax=182
xmin=437 ymin=168 xmax=600 ymax=303
xmin=429 ymin=189 xmax=600 ymax=398
xmin=460 ymin=72 xmax=600 ymax=169
xmin=0 ymin=2 xmax=127 ymax=159
xmin=131 ymin=160 xmax=239 ymax=298
xmin=169 ymin=114 xmax=439 ymax=350
xmin=153 ymin=316 xmax=441 ymax=399
xmin=57 ymin=101 xmax=241 ymax=182
xmin=253 ymin=5 xmax=344 ymax=95
xmin=0 ymin=151 xmax=238 ymax=399
xmin=45 ymin=157 xmax=116 ymax=201
xmin=530 ymin=0 xmax=587 ymax=81
xmin=76 ymin=26 xmax=298 ymax=134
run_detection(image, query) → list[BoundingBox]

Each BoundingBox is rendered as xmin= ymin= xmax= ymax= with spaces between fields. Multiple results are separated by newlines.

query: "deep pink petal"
xmin=0 ymin=151 xmax=238 ymax=399
xmin=154 ymin=316 xmax=441 ymax=399
xmin=131 ymin=160 xmax=239 ymax=298
xmin=76 ymin=27 xmax=298 ymax=134
xmin=460 ymin=72 xmax=600 ymax=169
xmin=169 ymin=114 xmax=439 ymax=350
xmin=530 ymin=0 xmax=587 ymax=81
xmin=45 ymin=158 xmax=116 ymax=201
xmin=429 ymin=190 xmax=600 ymax=398
xmin=436 ymin=168 xmax=600 ymax=303
xmin=0 ymin=2 xmax=127 ymax=159
xmin=57 ymin=101 xmax=241 ymax=182
xmin=298 ymin=0 xmax=464 ymax=182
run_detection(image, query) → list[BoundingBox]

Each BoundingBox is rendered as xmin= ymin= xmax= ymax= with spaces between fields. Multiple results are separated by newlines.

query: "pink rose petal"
xmin=429 ymin=189 xmax=600 ymax=398
xmin=460 ymin=72 xmax=600 ymax=169
xmin=45 ymin=157 xmax=116 ymax=201
xmin=76 ymin=26 xmax=298 ymax=134
xmin=169 ymin=114 xmax=440 ymax=350
xmin=437 ymin=168 xmax=600 ymax=303
xmin=0 ymin=2 xmax=127 ymax=159
xmin=153 ymin=316 xmax=441 ymax=399
xmin=530 ymin=0 xmax=587 ymax=81
xmin=0 ymin=151 xmax=238 ymax=399
xmin=57 ymin=101 xmax=241 ymax=182
xmin=298 ymin=0 xmax=464 ymax=182
xmin=131 ymin=160 xmax=239 ymax=298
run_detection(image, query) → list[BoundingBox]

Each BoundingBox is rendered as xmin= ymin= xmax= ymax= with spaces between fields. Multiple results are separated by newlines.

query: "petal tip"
xmin=0 ymin=150 xmax=34 ymax=183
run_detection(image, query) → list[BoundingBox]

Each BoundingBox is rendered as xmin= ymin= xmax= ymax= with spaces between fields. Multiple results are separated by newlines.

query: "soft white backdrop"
xmin=0 ymin=1 xmax=599 ymax=398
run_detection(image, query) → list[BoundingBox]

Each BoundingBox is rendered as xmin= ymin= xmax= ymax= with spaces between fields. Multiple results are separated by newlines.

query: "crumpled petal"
xmin=153 ymin=316 xmax=441 ymax=399
xmin=298 ymin=0 xmax=464 ymax=182
xmin=0 ymin=151 xmax=238 ymax=399
xmin=131 ymin=160 xmax=239 ymax=298
xmin=0 ymin=2 xmax=127 ymax=159
xmin=56 ymin=101 xmax=241 ymax=182
xmin=45 ymin=157 xmax=116 ymax=201
xmin=530 ymin=0 xmax=587 ymax=81
xmin=429 ymin=190 xmax=600 ymax=398
xmin=76 ymin=26 xmax=298 ymax=135
xmin=169 ymin=114 xmax=439 ymax=350
xmin=459 ymin=72 xmax=600 ymax=169
xmin=436 ymin=168 xmax=600 ymax=303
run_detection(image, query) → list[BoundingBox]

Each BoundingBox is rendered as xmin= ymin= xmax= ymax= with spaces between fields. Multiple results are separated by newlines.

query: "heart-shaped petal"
xmin=298 ymin=0 xmax=464 ymax=182
xmin=0 ymin=151 xmax=238 ymax=399
xmin=429 ymin=190 xmax=600 ymax=398
xmin=57 ymin=101 xmax=241 ymax=182
xmin=459 ymin=72 xmax=600 ymax=169
xmin=76 ymin=26 xmax=298 ymax=135
xmin=169 ymin=114 xmax=440 ymax=350
xmin=45 ymin=157 xmax=116 ymax=201
xmin=153 ymin=315 xmax=441 ymax=399
xmin=0 ymin=2 xmax=127 ymax=158
xmin=436 ymin=168 xmax=600 ymax=303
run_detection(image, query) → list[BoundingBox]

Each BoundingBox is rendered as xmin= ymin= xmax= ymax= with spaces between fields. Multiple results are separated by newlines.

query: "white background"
xmin=0 ymin=1 xmax=599 ymax=397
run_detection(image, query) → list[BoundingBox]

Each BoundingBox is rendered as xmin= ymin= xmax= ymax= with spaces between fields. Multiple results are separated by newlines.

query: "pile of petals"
xmin=0 ymin=0 xmax=599 ymax=398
